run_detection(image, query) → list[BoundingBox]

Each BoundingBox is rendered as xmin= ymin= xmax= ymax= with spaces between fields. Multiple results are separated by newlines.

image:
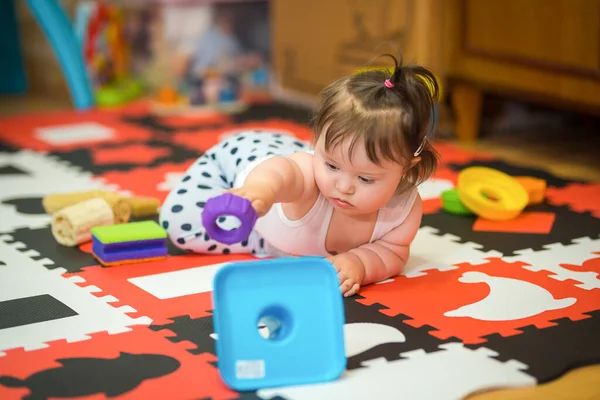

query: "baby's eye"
xmin=325 ymin=162 xmax=339 ymax=171
xmin=358 ymin=176 xmax=375 ymax=184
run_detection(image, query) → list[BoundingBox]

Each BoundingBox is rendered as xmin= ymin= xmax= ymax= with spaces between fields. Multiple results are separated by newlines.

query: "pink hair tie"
xmin=384 ymin=79 xmax=394 ymax=88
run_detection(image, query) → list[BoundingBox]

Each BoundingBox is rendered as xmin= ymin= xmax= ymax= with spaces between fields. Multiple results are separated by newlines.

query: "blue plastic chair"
xmin=26 ymin=0 xmax=94 ymax=110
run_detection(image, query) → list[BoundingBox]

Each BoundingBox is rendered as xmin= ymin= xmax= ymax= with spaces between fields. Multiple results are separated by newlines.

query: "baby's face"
xmin=312 ymin=135 xmax=405 ymax=216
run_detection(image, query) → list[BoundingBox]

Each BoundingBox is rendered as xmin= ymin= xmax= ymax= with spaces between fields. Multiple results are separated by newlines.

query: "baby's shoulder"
xmin=286 ymin=151 xmax=319 ymax=204
xmin=287 ymin=151 xmax=315 ymax=175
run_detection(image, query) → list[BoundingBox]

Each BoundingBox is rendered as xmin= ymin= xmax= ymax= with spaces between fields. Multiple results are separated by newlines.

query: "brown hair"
xmin=310 ymin=53 xmax=440 ymax=193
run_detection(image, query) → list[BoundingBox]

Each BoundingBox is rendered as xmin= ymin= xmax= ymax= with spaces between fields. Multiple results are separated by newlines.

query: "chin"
xmin=338 ymin=207 xmax=365 ymax=216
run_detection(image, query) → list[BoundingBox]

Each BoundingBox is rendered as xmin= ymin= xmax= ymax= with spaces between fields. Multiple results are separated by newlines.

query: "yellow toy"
xmin=457 ymin=167 xmax=528 ymax=221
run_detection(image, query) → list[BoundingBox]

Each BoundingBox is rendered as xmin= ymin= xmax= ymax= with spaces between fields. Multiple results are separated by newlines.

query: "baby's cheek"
xmin=366 ymin=185 xmax=394 ymax=207
xmin=314 ymin=168 xmax=331 ymax=192
xmin=356 ymin=191 xmax=380 ymax=210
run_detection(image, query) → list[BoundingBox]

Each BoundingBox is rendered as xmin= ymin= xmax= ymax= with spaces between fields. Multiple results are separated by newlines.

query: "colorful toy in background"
xmin=76 ymin=1 xmax=143 ymax=107
xmin=152 ymin=70 xmax=247 ymax=116
xmin=239 ymin=54 xmax=271 ymax=103
xmin=150 ymin=1 xmax=272 ymax=115
xmin=152 ymin=65 xmax=260 ymax=116
xmin=442 ymin=166 xmax=547 ymax=220
xmin=188 ymin=68 xmax=244 ymax=108
xmin=152 ymin=56 xmax=271 ymax=115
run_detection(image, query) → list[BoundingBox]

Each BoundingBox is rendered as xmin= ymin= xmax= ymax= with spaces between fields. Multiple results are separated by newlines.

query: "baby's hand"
xmin=226 ymin=184 xmax=276 ymax=217
xmin=327 ymin=252 xmax=365 ymax=297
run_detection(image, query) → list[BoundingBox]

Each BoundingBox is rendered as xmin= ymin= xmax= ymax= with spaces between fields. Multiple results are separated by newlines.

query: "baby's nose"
xmin=336 ymin=178 xmax=355 ymax=194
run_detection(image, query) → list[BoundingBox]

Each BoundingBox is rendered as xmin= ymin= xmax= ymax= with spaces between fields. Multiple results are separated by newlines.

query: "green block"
xmin=92 ymin=220 xmax=167 ymax=244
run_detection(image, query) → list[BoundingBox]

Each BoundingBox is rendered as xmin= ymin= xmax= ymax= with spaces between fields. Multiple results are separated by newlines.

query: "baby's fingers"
xmin=225 ymin=187 xmax=242 ymax=195
xmin=339 ymin=278 xmax=354 ymax=295
xmin=344 ymin=283 xmax=360 ymax=298
xmin=225 ymin=189 xmax=265 ymax=214
xmin=225 ymin=188 xmax=249 ymax=200
xmin=251 ymin=199 xmax=270 ymax=217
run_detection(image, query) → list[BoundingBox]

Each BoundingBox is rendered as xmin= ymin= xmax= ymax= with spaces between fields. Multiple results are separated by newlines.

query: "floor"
xmin=0 ymin=93 xmax=73 ymax=115
xmin=1 ymin=93 xmax=599 ymax=183
xmin=0 ymin=93 xmax=598 ymax=399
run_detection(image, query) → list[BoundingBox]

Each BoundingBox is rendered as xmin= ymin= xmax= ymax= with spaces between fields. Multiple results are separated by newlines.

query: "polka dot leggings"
xmin=159 ymin=130 xmax=312 ymax=255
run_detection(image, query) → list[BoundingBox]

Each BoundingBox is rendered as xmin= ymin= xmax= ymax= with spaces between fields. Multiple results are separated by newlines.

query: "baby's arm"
xmin=348 ymin=194 xmax=423 ymax=285
xmin=229 ymin=153 xmax=316 ymax=215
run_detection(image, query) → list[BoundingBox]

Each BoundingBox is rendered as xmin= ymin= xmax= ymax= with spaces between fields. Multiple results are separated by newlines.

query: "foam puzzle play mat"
xmin=0 ymin=101 xmax=599 ymax=400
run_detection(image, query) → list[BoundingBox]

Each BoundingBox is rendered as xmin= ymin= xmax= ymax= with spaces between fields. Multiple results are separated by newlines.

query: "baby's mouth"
xmin=331 ymin=197 xmax=353 ymax=208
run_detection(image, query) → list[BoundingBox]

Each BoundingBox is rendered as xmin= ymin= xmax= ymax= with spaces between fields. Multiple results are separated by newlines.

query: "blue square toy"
xmin=212 ymin=256 xmax=346 ymax=391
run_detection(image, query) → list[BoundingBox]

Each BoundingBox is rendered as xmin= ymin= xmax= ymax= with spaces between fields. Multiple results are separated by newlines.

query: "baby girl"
xmin=160 ymin=54 xmax=440 ymax=297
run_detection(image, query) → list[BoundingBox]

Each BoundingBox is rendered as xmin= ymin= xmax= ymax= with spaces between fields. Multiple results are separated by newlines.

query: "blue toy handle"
xmin=26 ymin=0 xmax=94 ymax=110
xmin=202 ymin=193 xmax=259 ymax=245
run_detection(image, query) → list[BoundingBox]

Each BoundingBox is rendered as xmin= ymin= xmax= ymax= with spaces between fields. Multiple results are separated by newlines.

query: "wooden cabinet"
xmin=442 ymin=0 xmax=600 ymax=142
xmin=271 ymin=0 xmax=444 ymax=99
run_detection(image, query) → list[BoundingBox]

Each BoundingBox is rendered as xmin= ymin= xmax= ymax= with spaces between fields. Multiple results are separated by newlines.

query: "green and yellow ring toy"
xmin=457 ymin=167 xmax=528 ymax=221
xmin=441 ymin=188 xmax=474 ymax=215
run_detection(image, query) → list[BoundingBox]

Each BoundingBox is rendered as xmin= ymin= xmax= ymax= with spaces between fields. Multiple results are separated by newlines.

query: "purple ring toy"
xmin=202 ymin=193 xmax=259 ymax=245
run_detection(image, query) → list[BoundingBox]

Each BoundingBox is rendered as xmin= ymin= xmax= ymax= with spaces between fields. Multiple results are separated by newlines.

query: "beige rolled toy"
xmin=51 ymin=197 xmax=115 ymax=247
xmin=124 ymin=196 xmax=161 ymax=218
xmin=43 ymin=190 xmax=159 ymax=220
xmin=43 ymin=190 xmax=122 ymax=215
xmin=111 ymin=198 xmax=133 ymax=224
